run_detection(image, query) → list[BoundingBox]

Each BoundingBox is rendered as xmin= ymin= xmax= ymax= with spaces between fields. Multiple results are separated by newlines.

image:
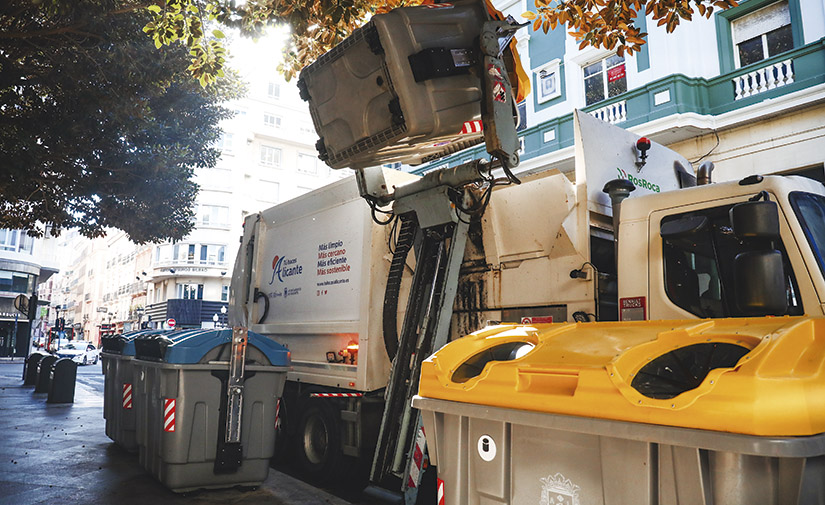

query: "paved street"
xmin=0 ymin=360 xmax=399 ymax=505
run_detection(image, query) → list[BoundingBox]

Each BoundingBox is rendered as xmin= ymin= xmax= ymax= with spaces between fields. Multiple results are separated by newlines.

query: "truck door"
xmin=647 ymin=197 xmax=814 ymax=320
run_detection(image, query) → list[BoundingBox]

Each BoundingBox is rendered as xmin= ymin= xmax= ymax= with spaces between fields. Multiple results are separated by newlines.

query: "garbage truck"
xmin=226 ymin=0 xmax=825 ymax=502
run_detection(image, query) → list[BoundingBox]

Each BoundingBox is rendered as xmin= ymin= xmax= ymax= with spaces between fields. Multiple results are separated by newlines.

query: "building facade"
xmin=418 ymin=0 xmax=824 ymax=183
xmin=0 ymin=229 xmax=59 ymax=357
xmin=142 ymin=35 xmax=348 ymax=330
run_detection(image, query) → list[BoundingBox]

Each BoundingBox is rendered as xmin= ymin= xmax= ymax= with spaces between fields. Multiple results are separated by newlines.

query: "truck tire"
xmin=295 ymin=401 xmax=345 ymax=484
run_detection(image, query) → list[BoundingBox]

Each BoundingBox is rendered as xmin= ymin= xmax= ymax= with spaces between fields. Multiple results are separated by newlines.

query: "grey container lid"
xmin=133 ymin=329 xmax=290 ymax=366
xmin=101 ymin=329 xmax=163 ymax=357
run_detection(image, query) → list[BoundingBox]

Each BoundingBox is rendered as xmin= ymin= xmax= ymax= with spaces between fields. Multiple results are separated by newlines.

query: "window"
xmin=790 ymin=192 xmax=825 ymax=281
xmin=298 ymin=153 xmax=318 ymax=175
xmin=0 ymin=229 xmax=32 ymax=254
xmin=221 ymin=285 xmax=229 ymax=302
xmin=661 ymin=204 xmax=802 ymax=318
xmin=263 ymin=113 xmax=281 ymax=128
xmin=583 ymin=54 xmax=627 ymax=106
xmin=535 ymin=58 xmax=561 ymax=104
xmin=260 ymin=145 xmax=281 ymax=167
xmin=732 ymin=1 xmax=793 ymax=67
xmin=187 ymin=244 xmax=195 ymax=263
xmin=259 ymin=180 xmax=280 ymax=204
xmin=199 ymin=205 xmax=230 ymax=227
xmin=176 ymin=283 xmax=203 ymax=300
xmin=0 ymin=270 xmax=35 ymax=294
xmin=267 ymin=82 xmax=280 ymax=99
xmin=0 ymin=229 xmax=18 ymax=251
xmin=217 ymin=132 xmax=233 ymax=154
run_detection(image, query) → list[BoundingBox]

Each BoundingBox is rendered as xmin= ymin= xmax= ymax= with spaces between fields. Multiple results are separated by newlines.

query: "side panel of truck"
xmin=245 ymin=173 xmax=416 ymax=392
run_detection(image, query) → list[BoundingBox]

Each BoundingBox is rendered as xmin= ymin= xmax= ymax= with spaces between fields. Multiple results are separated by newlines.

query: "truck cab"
xmin=619 ymin=174 xmax=825 ymax=321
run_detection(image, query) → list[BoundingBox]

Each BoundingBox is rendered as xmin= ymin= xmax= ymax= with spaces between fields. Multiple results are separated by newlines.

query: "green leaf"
xmin=212 ymin=29 xmax=225 ymax=39
xmin=147 ymin=5 xmax=162 ymax=13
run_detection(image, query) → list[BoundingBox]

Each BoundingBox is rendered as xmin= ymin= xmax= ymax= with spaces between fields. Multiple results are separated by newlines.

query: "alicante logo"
xmin=616 ymin=167 xmax=661 ymax=193
xmin=269 ymin=254 xmax=303 ymax=285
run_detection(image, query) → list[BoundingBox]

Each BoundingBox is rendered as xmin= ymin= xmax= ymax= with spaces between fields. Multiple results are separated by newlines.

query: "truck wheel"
xmin=296 ymin=401 xmax=344 ymax=484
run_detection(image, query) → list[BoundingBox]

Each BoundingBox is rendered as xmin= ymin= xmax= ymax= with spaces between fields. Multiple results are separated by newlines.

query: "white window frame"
xmin=535 ymin=58 xmax=561 ymax=104
xmin=267 ymin=82 xmax=280 ymax=100
xmin=731 ymin=1 xmax=792 ymax=68
xmin=297 ymin=153 xmax=318 ymax=175
xmin=580 ymin=52 xmax=627 ymax=107
xmin=263 ymin=113 xmax=281 ymax=128
xmin=260 ymin=145 xmax=281 ymax=167
xmin=258 ymin=179 xmax=280 ymax=204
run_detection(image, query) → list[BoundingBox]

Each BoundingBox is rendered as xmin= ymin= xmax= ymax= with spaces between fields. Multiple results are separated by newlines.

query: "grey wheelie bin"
xmin=101 ymin=330 xmax=158 ymax=451
xmin=132 ymin=328 xmax=290 ymax=493
xmin=414 ymin=317 xmax=825 ymax=505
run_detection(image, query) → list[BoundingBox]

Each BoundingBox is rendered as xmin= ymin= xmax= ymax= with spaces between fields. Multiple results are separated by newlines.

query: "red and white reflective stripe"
xmin=163 ymin=398 xmax=176 ymax=432
xmin=407 ymin=425 xmax=427 ymax=489
xmin=461 ymin=120 xmax=483 ymax=134
xmin=309 ymin=392 xmax=364 ymax=398
xmin=274 ymin=398 xmax=281 ymax=430
xmin=437 ymin=478 xmax=445 ymax=505
xmin=122 ymin=383 xmax=132 ymax=410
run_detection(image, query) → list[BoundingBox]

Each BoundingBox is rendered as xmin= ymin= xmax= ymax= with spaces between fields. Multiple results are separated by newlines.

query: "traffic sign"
xmin=167 ymin=318 xmax=176 ymax=328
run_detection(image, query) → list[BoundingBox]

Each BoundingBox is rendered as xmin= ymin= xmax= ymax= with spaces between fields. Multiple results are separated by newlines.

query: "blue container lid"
xmin=133 ymin=329 xmax=289 ymax=366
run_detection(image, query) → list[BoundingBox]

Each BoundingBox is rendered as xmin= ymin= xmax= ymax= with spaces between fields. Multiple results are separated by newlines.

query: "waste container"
xmin=24 ymin=352 xmax=46 ymax=385
xmin=413 ymin=317 xmax=825 ymax=505
xmin=133 ymin=328 xmax=290 ymax=492
xmin=34 ymin=355 xmax=58 ymax=393
xmin=101 ymin=330 xmax=157 ymax=451
xmin=48 ymin=358 xmax=77 ymax=403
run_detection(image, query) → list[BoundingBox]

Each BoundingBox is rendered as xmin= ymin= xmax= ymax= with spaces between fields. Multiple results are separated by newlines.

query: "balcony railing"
xmin=733 ymin=59 xmax=794 ymax=100
xmin=153 ymin=258 xmax=229 ymax=268
xmin=589 ymin=100 xmax=627 ymax=124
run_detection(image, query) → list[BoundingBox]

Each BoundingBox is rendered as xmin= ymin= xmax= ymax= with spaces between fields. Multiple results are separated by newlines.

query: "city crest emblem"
xmin=539 ymin=473 xmax=580 ymax=505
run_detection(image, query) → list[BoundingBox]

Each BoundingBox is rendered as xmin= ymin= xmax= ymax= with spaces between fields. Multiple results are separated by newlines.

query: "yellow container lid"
xmin=418 ymin=317 xmax=825 ymax=436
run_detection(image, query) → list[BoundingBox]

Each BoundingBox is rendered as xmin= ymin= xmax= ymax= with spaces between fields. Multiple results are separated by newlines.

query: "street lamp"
xmin=220 ymin=305 xmax=227 ymax=328
xmin=212 ymin=313 xmax=219 ymax=329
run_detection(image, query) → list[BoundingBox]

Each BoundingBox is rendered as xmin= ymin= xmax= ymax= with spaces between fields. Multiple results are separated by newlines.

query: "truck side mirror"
xmin=730 ymin=199 xmax=787 ymax=315
xmin=733 ymin=250 xmax=788 ymax=316
xmin=729 ymin=200 xmax=780 ymax=240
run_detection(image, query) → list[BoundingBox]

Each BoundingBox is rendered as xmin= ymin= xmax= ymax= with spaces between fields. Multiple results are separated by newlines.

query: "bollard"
xmin=48 ymin=358 xmax=78 ymax=403
xmin=24 ymin=353 xmax=45 ymax=385
xmin=35 ymin=355 xmax=58 ymax=393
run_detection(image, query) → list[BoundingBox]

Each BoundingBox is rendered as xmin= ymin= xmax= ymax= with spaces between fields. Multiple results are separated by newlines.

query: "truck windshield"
xmin=789 ymin=191 xmax=825 ymax=280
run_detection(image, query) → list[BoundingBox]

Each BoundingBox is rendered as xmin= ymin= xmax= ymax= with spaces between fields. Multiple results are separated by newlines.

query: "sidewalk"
xmin=0 ymin=361 xmax=351 ymax=505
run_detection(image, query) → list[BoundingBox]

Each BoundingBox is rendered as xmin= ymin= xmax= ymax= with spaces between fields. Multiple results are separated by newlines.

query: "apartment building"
xmin=0 ymin=229 xmax=59 ymax=357
xmin=419 ymin=0 xmax=824 ymax=183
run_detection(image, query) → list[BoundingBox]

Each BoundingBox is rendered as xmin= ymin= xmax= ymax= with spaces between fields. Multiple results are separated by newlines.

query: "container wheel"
xmin=296 ymin=401 xmax=345 ymax=484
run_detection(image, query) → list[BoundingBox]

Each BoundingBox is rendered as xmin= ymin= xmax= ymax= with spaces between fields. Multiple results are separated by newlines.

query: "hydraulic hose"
xmin=383 ymin=215 xmax=416 ymax=361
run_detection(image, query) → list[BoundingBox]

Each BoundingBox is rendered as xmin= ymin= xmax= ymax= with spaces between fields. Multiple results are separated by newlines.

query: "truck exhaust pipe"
xmin=697 ymin=161 xmax=714 ymax=186
xmin=603 ymin=178 xmax=636 ymax=270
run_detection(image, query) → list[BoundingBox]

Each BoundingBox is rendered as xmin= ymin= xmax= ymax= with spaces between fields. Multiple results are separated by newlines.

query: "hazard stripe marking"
xmin=461 ymin=120 xmax=483 ymax=134
xmin=163 ymin=398 xmax=176 ymax=432
xmin=122 ymin=383 xmax=132 ymax=410
xmin=437 ymin=478 xmax=445 ymax=505
xmin=309 ymin=392 xmax=364 ymax=398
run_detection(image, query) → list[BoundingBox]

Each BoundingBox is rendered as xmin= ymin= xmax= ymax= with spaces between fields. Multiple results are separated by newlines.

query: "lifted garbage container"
xmin=414 ymin=317 xmax=825 ymax=505
xmin=35 ymin=355 xmax=58 ymax=394
xmin=133 ymin=328 xmax=290 ymax=493
xmin=101 ymin=330 xmax=157 ymax=451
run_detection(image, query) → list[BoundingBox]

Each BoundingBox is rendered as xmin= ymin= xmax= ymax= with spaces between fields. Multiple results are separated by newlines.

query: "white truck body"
xmin=237 ymin=169 xmax=417 ymax=392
